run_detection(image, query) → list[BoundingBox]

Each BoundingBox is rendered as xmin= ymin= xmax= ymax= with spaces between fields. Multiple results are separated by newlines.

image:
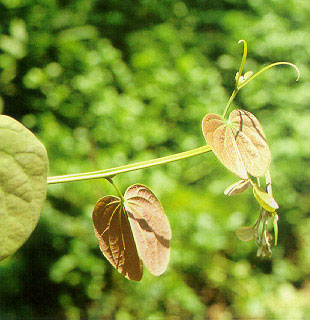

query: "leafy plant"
xmin=0 ymin=41 xmax=299 ymax=279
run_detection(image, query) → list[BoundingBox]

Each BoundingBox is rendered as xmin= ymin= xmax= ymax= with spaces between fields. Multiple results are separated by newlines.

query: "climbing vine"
xmin=0 ymin=40 xmax=300 ymax=281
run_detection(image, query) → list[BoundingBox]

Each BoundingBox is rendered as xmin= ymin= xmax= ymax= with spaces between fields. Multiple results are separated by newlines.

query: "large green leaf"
xmin=0 ymin=115 xmax=48 ymax=261
xmin=92 ymin=196 xmax=143 ymax=281
xmin=202 ymin=110 xmax=271 ymax=179
xmin=124 ymin=184 xmax=172 ymax=276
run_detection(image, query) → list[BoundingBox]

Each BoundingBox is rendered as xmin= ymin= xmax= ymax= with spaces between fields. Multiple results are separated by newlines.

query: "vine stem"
xmin=238 ymin=61 xmax=300 ymax=90
xmin=237 ymin=39 xmax=248 ymax=82
xmin=47 ymin=145 xmax=212 ymax=185
xmin=221 ymin=61 xmax=299 ymax=119
xmin=107 ymin=177 xmax=125 ymax=202
xmin=221 ymin=39 xmax=247 ymax=118
xmin=222 ymin=89 xmax=239 ymax=118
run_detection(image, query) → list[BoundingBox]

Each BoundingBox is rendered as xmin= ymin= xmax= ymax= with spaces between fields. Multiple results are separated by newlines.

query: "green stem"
xmin=237 ymin=39 xmax=248 ymax=80
xmin=238 ymin=61 xmax=300 ymax=90
xmin=222 ymin=61 xmax=300 ymax=118
xmin=47 ymin=145 xmax=212 ymax=185
xmin=107 ymin=178 xmax=125 ymax=202
xmin=222 ymin=89 xmax=239 ymax=118
xmin=221 ymin=40 xmax=247 ymax=118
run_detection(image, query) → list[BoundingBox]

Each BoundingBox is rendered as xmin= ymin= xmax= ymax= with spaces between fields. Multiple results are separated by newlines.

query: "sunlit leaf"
xmin=92 ymin=196 xmax=143 ymax=281
xmin=202 ymin=109 xmax=271 ymax=179
xmin=124 ymin=184 xmax=172 ymax=276
xmin=252 ymin=184 xmax=279 ymax=212
xmin=238 ymin=71 xmax=253 ymax=86
xmin=244 ymin=71 xmax=253 ymax=81
xmin=224 ymin=179 xmax=250 ymax=196
xmin=236 ymin=226 xmax=255 ymax=241
xmin=0 ymin=115 xmax=48 ymax=261
xmin=237 ymin=75 xmax=244 ymax=86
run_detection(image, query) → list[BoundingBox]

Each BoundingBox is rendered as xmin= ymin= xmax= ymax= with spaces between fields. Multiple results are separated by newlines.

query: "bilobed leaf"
xmin=252 ymin=184 xmax=279 ymax=212
xmin=0 ymin=115 xmax=48 ymax=261
xmin=124 ymin=184 xmax=172 ymax=276
xmin=92 ymin=196 xmax=143 ymax=281
xmin=224 ymin=179 xmax=250 ymax=196
xmin=202 ymin=110 xmax=271 ymax=179
xmin=236 ymin=226 xmax=255 ymax=241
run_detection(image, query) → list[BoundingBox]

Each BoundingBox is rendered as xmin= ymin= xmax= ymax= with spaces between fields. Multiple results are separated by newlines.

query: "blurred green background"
xmin=0 ymin=0 xmax=310 ymax=319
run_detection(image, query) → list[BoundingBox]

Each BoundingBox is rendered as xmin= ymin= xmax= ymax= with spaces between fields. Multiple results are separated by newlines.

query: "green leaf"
xmin=252 ymin=183 xmax=279 ymax=212
xmin=202 ymin=110 xmax=271 ymax=179
xmin=92 ymin=196 xmax=143 ymax=281
xmin=236 ymin=226 xmax=255 ymax=242
xmin=224 ymin=179 xmax=250 ymax=196
xmin=0 ymin=115 xmax=48 ymax=261
xmin=124 ymin=184 xmax=172 ymax=276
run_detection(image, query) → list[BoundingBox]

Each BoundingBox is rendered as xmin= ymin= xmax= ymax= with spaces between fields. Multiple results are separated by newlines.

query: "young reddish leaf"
xmin=92 ymin=196 xmax=143 ymax=281
xmin=236 ymin=226 xmax=255 ymax=241
xmin=252 ymin=184 xmax=279 ymax=212
xmin=124 ymin=184 xmax=172 ymax=276
xmin=202 ymin=110 xmax=271 ymax=179
xmin=224 ymin=179 xmax=250 ymax=196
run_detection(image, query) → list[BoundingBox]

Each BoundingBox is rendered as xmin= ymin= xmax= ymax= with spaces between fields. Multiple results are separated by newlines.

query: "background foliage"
xmin=0 ymin=0 xmax=310 ymax=319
